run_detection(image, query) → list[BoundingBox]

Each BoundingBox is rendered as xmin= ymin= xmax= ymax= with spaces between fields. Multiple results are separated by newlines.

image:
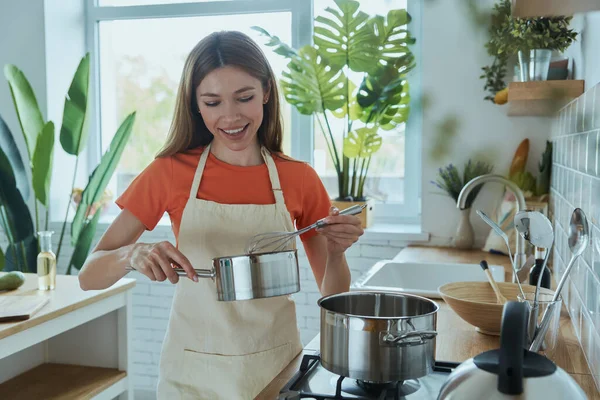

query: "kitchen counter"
xmin=256 ymin=246 xmax=599 ymax=399
xmin=0 ymin=272 xmax=135 ymax=399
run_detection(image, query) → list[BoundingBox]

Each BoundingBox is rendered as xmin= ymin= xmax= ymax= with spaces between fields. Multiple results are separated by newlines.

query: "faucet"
xmin=456 ymin=174 xmax=528 ymax=280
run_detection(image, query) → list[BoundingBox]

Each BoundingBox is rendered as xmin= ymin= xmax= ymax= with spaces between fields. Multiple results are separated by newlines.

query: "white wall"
xmin=420 ymin=0 xmax=553 ymax=247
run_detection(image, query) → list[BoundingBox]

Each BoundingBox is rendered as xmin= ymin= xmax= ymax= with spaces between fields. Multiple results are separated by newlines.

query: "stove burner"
xmin=340 ymin=379 xmax=419 ymax=398
xmin=356 ymin=380 xmax=402 ymax=392
xmin=278 ymin=353 xmax=458 ymax=400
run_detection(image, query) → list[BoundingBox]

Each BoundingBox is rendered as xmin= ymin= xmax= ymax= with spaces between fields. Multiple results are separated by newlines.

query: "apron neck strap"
xmin=188 ymin=143 xmax=286 ymax=206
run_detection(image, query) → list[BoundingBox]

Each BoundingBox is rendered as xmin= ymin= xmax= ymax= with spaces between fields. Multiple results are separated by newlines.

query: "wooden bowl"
xmin=438 ymin=281 xmax=555 ymax=336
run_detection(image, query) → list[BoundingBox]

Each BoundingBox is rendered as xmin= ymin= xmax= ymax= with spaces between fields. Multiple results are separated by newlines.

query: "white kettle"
xmin=437 ymin=301 xmax=586 ymax=399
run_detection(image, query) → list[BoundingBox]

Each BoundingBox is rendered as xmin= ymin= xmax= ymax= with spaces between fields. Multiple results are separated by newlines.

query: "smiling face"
xmin=196 ymin=65 xmax=269 ymax=156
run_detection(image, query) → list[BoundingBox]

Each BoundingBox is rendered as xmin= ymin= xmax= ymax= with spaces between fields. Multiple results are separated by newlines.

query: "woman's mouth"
xmin=219 ymin=124 xmax=249 ymax=138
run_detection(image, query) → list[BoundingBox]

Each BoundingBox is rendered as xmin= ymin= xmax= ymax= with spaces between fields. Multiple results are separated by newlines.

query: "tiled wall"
xmin=550 ymin=81 xmax=600 ymax=391
xmin=0 ymin=223 xmax=403 ymax=398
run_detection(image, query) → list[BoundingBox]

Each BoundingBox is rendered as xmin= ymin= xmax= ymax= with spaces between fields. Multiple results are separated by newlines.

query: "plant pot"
xmin=331 ymin=198 xmax=374 ymax=229
xmin=454 ymin=208 xmax=474 ymax=250
xmin=518 ymin=49 xmax=552 ymax=81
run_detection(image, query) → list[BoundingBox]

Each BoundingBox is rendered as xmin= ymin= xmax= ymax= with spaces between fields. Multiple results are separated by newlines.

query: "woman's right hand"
xmin=130 ymin=241 xmax=198 ymax=284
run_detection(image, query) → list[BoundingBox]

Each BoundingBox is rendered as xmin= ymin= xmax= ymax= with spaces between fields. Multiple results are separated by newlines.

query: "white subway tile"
xmin=306 ymin=317 xmax=320 ymax=330
xmin=135 ymin=352 xmax=153 ymax=364
xmin=151 ymin=307 xmax=172 ymax=319
xmin=149 ymin=283 xmax=176 ymax=297
xmin=135 ymin=317 xmax=169 ymax=330
xmin=134 ymin=306 xmax=151 ymax=317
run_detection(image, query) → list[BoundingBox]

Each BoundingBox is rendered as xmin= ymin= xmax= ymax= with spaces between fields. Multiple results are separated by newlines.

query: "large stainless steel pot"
xmin=126 ymin=249 xmax=300 ymax=301
xmin=318 ymin=291 xmax=439 ymax=383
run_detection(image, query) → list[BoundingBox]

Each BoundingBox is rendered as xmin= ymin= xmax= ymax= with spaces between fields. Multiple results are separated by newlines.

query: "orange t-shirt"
xmin=115 ymin=147 xmax=332 ymax=244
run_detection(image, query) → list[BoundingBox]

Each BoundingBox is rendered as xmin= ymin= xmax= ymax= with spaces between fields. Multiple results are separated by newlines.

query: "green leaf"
xmin=0 ymin=113 xmax=30 ymax=200
xmin=3 ymin=65 xmax=45 ymax=159
xmin=67 ymin=209 xmax=101 ymax=274
xmin=343 ymin=127 xmax=382 ymax=159
xmin=0 ymin=146 xmax=34 ymax=244
xmin=251 ymin=27 xmax=298 ymax=58
xmin=313 ymin=0 xmax=380 ymax=73
xmin=0 ymin=246 xmax=4 ymax=271
xmin=4 ymin=235 xmax=37 ymax=273
xmin=71 ymin=112 xmax=136 ymax=244
xmin=31 ymin=122 xmax=55 ymax=206
xmin=371 ymin=11 xmax=416 ymax=63
xmin=60 ymin=53 xmax=91 ymax=156
xmin=357 ymin=55 xmax=413 ymax=128
xmin=281 ymin=46 xmax=347 ymax=115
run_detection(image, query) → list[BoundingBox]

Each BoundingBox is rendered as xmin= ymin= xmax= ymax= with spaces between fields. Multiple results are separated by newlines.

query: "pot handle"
xmin=380 ymin=330 xmax=437 ymax=347
xmin=125 ymin=266 xmax=215 ymax=278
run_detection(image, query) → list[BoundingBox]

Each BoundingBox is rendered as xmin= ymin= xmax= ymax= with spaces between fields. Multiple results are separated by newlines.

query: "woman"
xmin=78 ymin=31 xmax=364 ymax=399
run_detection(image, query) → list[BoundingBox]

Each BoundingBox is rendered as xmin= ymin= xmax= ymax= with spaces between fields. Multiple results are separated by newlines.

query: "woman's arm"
xmin=304 ymin=234 xmax=351 ymax=296
xmin=78 ymin=209 xmax=197 ymax=290
xmin=303 ymin=206 xmax=363 ymax=297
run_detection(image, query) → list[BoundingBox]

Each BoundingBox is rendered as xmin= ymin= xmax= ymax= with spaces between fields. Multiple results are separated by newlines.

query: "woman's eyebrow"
xmin=200 ymin=86 xmax=256 ymax=97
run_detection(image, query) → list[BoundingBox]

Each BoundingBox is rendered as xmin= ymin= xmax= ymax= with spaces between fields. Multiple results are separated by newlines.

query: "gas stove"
xmin=277 ymin=351 xmax=458 ymax=400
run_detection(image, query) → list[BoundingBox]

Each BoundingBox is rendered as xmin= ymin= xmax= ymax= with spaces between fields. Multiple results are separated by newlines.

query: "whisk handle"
xmin=315 ymin=204 xmax=367 ymax=228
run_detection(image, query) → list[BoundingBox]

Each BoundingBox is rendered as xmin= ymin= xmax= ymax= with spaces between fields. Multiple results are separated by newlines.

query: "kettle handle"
xmin=498 ymin=301 xmax=529 ymax=395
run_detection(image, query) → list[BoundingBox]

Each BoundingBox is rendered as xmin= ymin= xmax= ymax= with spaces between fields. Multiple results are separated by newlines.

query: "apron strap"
xmin=188 ymin=143 xmax=285 ymax=207
xmin=189 ymin=143 xmax=211 ymax=198
xmin=261 ymin=147 xmax=286 ymax=207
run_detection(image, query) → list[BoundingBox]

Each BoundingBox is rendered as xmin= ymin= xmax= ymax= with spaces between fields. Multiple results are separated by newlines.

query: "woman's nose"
xmin=220 ymin=102 xmax=242 ymax=121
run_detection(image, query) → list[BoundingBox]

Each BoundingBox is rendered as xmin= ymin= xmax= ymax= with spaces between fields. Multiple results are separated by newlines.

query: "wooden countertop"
xmin=256 ymin=245 xmax=599 ymax=399
xmin=0 ymin=272 xmax=135 ymax=340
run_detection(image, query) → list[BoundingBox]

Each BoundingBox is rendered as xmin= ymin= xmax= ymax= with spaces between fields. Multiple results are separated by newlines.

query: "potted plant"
xmin=480 ymin=0 xmax=577 ymax=103
xmin=253 ymin=0 xmax=416 ymax=228
xmin=431 ymin=160 xmax=494 ymax=249
xmin=0 ymin=54 xmax=135 ymax=273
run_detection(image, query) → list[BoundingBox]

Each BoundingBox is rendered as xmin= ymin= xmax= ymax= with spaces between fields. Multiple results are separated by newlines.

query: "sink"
xmin=351 ymin=260 xmax=506 ymax=299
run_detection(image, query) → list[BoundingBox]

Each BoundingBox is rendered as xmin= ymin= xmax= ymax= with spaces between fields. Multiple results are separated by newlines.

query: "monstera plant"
xmin=1 ymin=53 xmax=135 ymax=273
xmin=253 ymin=0 xmax=415 ymax=203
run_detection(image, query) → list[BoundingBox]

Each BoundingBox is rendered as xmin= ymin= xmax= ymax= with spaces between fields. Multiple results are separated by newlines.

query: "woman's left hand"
xmin=316 ymin=206 xmax=364 ymax=255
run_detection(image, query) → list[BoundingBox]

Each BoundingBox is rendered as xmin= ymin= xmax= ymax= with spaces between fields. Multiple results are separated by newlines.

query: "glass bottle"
xmin=37 ymin=231 xmax=56 ymax=291
xmin=529 ymin=247 xmax=550 ymax=289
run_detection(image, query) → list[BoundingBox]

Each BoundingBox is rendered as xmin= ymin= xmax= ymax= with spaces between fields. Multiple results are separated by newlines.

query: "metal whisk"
xmin=246 ymin=204 xmax=367 ymax=254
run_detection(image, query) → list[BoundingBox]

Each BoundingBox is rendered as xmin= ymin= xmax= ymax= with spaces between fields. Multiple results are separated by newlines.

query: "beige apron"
xmin=156 ymin=143 xmax=304 ymax=400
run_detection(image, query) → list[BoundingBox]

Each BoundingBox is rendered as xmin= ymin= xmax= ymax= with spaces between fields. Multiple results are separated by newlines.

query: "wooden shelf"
xmin=511 ymin=0 xmax=600 ymax=17
xmin=0 ymin=363 xmax=126 ymax=399
xmin=507 ymin=80 xmax=584 ymax=116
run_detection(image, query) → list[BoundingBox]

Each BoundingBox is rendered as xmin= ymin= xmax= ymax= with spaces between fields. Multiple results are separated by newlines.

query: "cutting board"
xmin=0 ymin=296 xmax=49 ymax=322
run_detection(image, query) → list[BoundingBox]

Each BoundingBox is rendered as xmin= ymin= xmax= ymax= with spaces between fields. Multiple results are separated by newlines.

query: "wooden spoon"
xmin=480 ymin=260 xmax=507 ymax=305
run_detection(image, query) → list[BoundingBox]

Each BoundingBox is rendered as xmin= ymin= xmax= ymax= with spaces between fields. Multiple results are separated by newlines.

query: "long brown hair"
xmin=157 ymin=31 xmax=284 ymax=157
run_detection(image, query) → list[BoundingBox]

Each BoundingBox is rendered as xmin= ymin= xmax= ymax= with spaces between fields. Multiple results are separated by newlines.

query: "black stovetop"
xmin=277 ymin=352 xmax=458 ymax=400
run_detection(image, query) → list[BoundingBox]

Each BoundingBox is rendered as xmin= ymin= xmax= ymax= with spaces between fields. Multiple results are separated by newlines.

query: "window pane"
xmin=98 ymin=13 xmax=292 ymax=218
xmin=312 ymin=0 xmax=409 ymax=204
xmin=99 ymin=0 xmax=231 ymax=6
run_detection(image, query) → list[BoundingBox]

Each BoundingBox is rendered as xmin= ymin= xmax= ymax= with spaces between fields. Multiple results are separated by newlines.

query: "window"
xmin=85 ymin=0 xmax=421 ymax=225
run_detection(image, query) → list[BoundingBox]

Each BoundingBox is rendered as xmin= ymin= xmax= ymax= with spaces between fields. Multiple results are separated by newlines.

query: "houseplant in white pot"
xmin=431 ymin=160 xmax=494 ymax=249
xmin=253 ymin=0 xmax=416 ymax=228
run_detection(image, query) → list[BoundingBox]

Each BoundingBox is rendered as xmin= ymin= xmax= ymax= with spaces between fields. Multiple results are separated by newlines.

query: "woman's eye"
xmin=239 ymin=95 xmax=254 ymax=103
xmin=204 ymin=101 xmax=220 ymax=107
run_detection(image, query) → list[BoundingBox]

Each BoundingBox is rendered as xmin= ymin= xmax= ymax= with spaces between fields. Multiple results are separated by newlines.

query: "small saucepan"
xmin=126 ymin=249 xmax=300 ymax=301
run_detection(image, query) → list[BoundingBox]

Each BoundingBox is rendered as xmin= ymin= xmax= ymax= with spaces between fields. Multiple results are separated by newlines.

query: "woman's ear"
xmin=263 ymin=80 xmax=272 ymax=104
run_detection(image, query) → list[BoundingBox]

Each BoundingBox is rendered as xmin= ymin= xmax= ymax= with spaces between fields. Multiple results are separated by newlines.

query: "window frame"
xmin=84 ymin=0 xmax=421 ymax=226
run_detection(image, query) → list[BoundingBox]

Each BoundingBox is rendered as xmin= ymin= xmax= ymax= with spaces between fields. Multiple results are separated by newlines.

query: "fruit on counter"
xmin=0 ymin=271 xmax=26 ymax=291
xmin=494 ymin=87 xmax=508 ymax=105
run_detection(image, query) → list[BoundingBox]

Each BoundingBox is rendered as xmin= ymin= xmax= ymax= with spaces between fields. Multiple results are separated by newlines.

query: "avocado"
xmin=0 ymin=271 xmax=26 ymax=291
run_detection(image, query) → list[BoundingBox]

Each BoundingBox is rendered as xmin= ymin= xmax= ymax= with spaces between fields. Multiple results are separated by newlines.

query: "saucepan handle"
xmin=380 ymin=330 xmax=438 ymax=347
xmin=125 ymin=266 xmax=215 ymax=278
